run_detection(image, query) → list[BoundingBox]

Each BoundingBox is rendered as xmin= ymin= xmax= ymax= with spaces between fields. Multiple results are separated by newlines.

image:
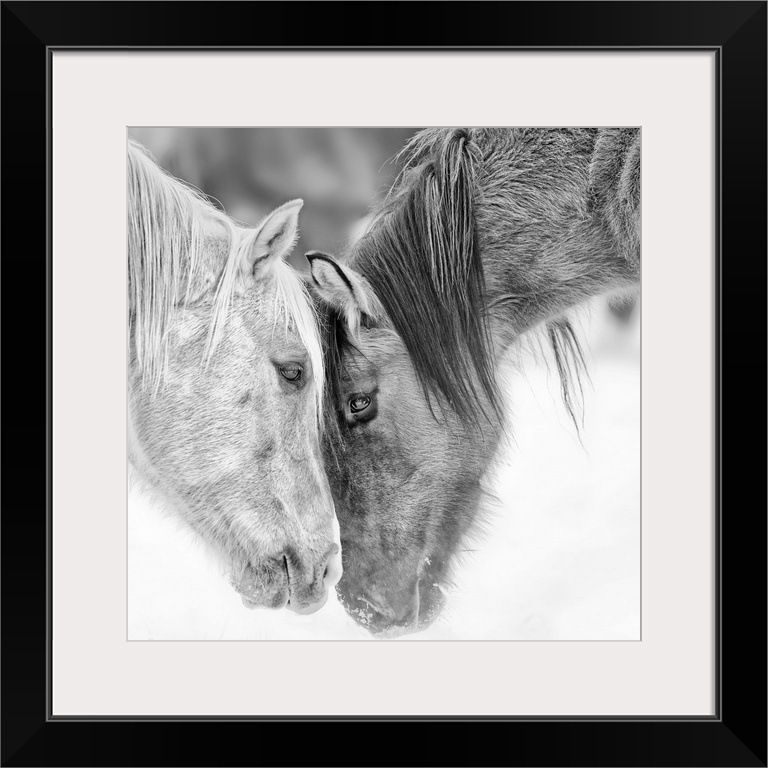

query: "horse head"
xmin=308 ymin=128 xmax=640 ymax=636
xmin=128 ymin=142 xmax=341 ymax=614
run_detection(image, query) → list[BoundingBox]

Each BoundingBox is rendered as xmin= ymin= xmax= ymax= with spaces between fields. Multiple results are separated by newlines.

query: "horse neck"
xmin=127 ymin=400 xmax=161 ymax=487
xmin=475 ymin=131 xmax=640 ymax=354
xmin=482 ymin=219 xmax=635 ymax=354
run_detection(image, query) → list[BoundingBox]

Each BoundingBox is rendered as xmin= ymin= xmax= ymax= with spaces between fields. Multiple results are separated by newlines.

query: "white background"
xmin=53 ymin=52 xmax=716 ymax=716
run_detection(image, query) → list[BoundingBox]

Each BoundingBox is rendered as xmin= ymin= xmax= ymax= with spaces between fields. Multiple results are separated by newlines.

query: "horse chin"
xmin=336 ymin=576 xmax=447 ymax=638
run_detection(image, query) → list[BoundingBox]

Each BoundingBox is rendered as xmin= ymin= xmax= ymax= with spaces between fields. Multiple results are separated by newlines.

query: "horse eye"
xmin=349 ymin=394 xmax=371 ymax=414
xmin=279 ymin=365 xmax=302 ymax=382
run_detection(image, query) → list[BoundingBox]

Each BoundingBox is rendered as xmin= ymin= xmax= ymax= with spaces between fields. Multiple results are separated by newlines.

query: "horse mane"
xmin=349 ymin=128 xmax=500 ymax=426
xmin=128 ymin=140 xmax=324 ymax=416
xmin=330 ymin=127 xmax=591 ymax=431
xmin=546 ymin=317 xmax=589 ymax=430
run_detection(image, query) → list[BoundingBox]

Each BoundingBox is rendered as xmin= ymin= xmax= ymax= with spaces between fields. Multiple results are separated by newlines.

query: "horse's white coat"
xmin=128 ymin=141 xmax=336 ymax=612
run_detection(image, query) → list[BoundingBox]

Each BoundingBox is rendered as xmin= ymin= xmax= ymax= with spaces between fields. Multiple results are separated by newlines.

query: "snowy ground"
xmin=128 ymin=301 xmax=640 ymax=641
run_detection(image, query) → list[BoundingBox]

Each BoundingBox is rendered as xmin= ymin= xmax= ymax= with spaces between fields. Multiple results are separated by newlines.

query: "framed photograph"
xmin=3 ymin=1 xmax=765 ymax=766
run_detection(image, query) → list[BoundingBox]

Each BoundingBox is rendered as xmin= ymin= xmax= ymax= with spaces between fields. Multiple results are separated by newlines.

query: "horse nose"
xmin=285 ymin=543 xmax=342 ymax=615
xmin=351 ymin=598 xmax=418 ymax=635
xmin=337 ymin=578 xmax=421 ymax=635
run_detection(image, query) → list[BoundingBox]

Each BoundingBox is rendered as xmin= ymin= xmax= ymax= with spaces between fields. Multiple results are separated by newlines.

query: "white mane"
xmin=127 ymin=140 xmax=324 ymax=419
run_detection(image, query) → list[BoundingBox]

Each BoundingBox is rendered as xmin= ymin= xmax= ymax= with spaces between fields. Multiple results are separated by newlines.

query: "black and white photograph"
xmin=127 ymin=126 xmax=641 ymax=641
xmin=7 ymin=0 xmax=761 ymax=758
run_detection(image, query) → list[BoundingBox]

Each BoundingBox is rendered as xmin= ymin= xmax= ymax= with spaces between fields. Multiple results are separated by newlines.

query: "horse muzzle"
xmin=336 ymin=575 xmax=446 ymax=637
xmin=235 ymin=543 xmax=341 ymax=614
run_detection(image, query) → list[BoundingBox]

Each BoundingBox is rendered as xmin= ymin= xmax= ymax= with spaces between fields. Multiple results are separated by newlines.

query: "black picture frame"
xmin=3 ymin=2 xmax=765 ymax=766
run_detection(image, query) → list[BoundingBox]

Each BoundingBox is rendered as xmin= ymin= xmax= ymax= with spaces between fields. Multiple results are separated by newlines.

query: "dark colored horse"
xmin=308 ymin=128 xmax=640 ymax=636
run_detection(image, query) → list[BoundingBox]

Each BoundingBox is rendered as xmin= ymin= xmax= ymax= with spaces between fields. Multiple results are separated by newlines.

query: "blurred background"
xmin=129 ymin=127 xmax=421 ymax=271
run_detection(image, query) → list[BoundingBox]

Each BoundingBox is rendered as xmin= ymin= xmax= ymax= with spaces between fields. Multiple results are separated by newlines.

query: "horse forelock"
xmin=348 ymin=128 xmax=501 ymax=427
xmin=271 ymin=259 xmax=325 ymax=423
xmin=128 ymin=141 xmax=324 ymax=423
xmin=315 ymin=302 xmax=352 ymax=457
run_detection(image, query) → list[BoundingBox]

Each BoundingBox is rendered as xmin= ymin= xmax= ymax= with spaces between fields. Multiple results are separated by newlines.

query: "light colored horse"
xmin=128 ymin=140 xmax=341 ymax=614
xmin=308 ymin=128 xmax=640 ymax=635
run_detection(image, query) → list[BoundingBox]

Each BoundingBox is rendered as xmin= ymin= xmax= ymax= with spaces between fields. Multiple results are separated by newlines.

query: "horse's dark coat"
xmin=311 ymin=128 xmax=640 ymax=635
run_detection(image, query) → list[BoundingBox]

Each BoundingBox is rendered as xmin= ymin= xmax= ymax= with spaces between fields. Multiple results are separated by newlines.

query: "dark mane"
xmin=317 ymin=303 xmax=353 ymax=463
xmin=322 ymin=128 xmax=598 ymax=433
xmin=547 ymin=317 xmax=589 ymax=430
xmin=348 ymin=128 xmax=500 ymax=426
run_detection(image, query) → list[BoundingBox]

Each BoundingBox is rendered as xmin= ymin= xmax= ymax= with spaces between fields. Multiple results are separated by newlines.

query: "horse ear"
xmin=306 ymin=251 xmax=379 ymax=331
xmin=245 ymin=199 xmax=303 ymax=277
